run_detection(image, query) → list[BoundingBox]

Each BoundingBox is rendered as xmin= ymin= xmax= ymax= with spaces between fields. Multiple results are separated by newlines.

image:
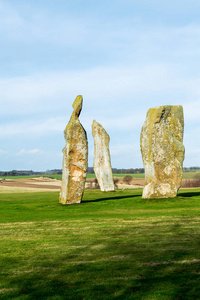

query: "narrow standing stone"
xmin=59 ymin=95 xmax=88 ymax=204
xmin=92 ymin=120 xmax=115 ymax=191
xmin=140 ymin=105 xmax=185 ymax=199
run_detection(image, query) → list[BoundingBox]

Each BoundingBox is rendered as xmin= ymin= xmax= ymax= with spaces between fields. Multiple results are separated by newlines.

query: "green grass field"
xmin=1 ymin=171 xmax=200 ymax=180
xmin=182 ymin=172 xmax=200 ymax=179
xmin=1 ymin=189 xmax=200 ymax=299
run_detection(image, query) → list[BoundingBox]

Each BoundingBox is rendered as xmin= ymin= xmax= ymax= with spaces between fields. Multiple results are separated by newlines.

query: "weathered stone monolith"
xmin=140 ymin=105 xmax=185 ymax=199
xmin=59 ymin=95 xmax=88 ymax=204
xmin=92 ymin=120 xmax=115 ymax=191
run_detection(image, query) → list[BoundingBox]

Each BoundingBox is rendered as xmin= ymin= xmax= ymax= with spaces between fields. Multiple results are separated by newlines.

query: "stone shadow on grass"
xmin=82 ymin=194 xmax=140 ymax=203
xmin=178 ymin=191 xmax=200 ymax=198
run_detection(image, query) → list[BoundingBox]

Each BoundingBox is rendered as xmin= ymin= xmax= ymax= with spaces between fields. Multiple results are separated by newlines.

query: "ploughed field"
xmin=0 ymin=176 xmax=145 ymax=193
xmin=0 ymin=171 xmax=200 ymax=193
xmin=0 ymin=177 xmax=61 ymax=193
xmin=0 ymin=189 xmax=200 ymax=299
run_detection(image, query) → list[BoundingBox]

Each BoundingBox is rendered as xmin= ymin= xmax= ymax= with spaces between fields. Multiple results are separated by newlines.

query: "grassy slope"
xmin=1 ymin=189 xmax=200 ymax=299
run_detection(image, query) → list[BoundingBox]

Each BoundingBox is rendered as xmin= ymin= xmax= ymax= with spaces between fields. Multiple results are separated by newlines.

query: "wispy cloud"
xmin=0 ymin=0 xmax=199 ymax=169
xmin=1 ymin=64 xmax=199 ymax=114
xmin=0 ymin=2 xmax=87 ymax=45
xmin=16 ymin=148 xmax=43 ymax=156
xmin=0 ymin=117 xmax=66 ymax=137
xmin=1 ymin=0 xmax=200 ymax=69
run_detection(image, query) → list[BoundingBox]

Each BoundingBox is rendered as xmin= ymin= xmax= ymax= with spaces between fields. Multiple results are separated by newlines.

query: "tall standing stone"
xmin=140 ymin=105 xmax=185 ymax=199
xmin=92 ymin=120 xmax=115 ymax=191
xmin=59 ymin=95 xmax=88 ymax=204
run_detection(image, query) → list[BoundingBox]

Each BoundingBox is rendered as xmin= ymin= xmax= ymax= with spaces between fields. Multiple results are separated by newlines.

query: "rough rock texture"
xmin=140 ymin=105 xmax=185 ymax=199
xmin=92 ymin=120 xmax=115 ymax=191
xmin=59 ymin=95 xmax=88 ymax=204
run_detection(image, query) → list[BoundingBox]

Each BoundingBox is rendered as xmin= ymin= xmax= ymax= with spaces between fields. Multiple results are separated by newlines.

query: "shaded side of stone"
xmin=92 ymin=120 xmax=115 ymax=192
xmin=140 ymin=105 xmax=185 ymax=199
xmin=59 ymin=95 xmax=88 ymax=204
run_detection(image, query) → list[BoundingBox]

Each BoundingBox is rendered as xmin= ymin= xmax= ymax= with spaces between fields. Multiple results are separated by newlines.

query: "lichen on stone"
xmin=140 ymin=105 xmax=185 ymax=199
xmin=59 ymin=95 xmax=88 ymax=204
xmin=92 ymin=120 xmax=115 ymax=192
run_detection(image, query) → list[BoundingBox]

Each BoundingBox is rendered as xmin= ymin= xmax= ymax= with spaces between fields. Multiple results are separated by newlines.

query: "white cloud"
xmin=1 ymin=1 xmax=200 ymax=65
xmin=16 ymin=148 xmax=43 ymax=156
xmin=0 ymin=2 xmax=87 ymax=45
xmin=1 ymin=64 xmax=199 ymax=115
xmin=82 ymin=111 xmax=145 ymax=133
xmin=0 ymin=117 xmax=66 ymax=137
xmin=0 ymin=0 xmax=200 ymax=170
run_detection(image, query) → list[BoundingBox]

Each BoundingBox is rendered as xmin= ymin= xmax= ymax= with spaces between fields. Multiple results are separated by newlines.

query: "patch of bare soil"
xmin=0 ymin=177 xmax=61 ymax=193
xmin=85 ymin=177 xmax=145 ymax=189
xmin=0 ymin=176 xmax=145 ymax=193
xmin=115 ymin=178 xmax=144 ymax=189
xmin=1 ymin=177 xmax=196 ymax=194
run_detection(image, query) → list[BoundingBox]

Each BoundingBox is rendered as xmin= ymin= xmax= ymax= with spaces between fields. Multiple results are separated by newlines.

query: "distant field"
xmin=88 ymin=173 xmax=145 ymax=179
xmin=0 ymin=174 xmax=143 ymax=180
xmin=0 ymin=174 xmax=62 ymax=180
xmin=182 ymin=171 xmax=200 ymax=179
xmin=0 ymin=189 xmax=200 ymax=299
xmin=1 ymin=171 xmax=200 ymax=180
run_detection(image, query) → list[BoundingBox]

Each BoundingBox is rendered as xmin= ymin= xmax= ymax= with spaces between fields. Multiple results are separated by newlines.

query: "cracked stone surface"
xmin=59 ymin=95 xmax=88 ymax=204
xmin=92 ymin=120 xmax=115 ymax=192
xmin=140 ymin=105 xmax=185 ymax=199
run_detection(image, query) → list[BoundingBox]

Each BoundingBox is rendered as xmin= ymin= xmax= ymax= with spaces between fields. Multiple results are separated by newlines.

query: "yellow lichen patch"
xmin=72 ymin=95 xmax=83 ymax=117
xmin=140 ymin=105 xmax=185 ymax=199
xmin=59 ymin=95 xmax=88 ymax=204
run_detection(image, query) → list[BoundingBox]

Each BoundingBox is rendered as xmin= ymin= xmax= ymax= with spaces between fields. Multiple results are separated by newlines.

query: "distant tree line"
xmin=0 ymin=169 xmax=62 ymax=176
xmin=0 ymin=170 xmax=39 ymax=176
xmin=0 ymin=167 xmax=145 ymax=176
xmin=87 ymin=167 xmax=145 ymax=174
xmin=0 ymin=166 xmax=199 ymax=177
xmin=112 ymin=168 xmax=145 ymax=174
xmin=183 ymin=167 xmax=200 ymax=172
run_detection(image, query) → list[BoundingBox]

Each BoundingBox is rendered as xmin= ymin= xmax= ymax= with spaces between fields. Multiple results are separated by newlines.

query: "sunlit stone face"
xmin=59 ymin=95 xmax=88 ymax=204
xmin=140 ymin=105 xmax=185 ymax=199
xmin=92 ymin=120 xmax=115 ymax=192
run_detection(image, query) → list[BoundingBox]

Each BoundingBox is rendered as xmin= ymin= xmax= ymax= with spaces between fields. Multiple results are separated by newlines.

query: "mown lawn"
xmin=0 ymin=189 xmax=200 ymax=299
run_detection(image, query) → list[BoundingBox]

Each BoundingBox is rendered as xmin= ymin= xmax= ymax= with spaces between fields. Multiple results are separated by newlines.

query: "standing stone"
xmin=140 ymin=105 xmax=185 ymax=199
xmin=92 ymin=120 xmax=115 ymax=191
xmin=59 ymin=95 xmax=88 ymax=204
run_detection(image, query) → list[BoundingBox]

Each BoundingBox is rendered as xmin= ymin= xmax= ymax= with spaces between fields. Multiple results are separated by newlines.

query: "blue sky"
xmin=0 ymin=0 xmax=200 ymax=171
